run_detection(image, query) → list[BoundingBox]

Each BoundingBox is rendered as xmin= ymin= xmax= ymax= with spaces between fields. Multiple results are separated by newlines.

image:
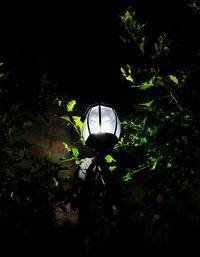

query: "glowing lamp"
xmin=82 ymin=103 xmax=121 ymax=150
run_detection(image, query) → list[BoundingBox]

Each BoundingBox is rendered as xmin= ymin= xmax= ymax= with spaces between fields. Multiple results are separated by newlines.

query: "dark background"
xmin=0 ymin=1 xmax=194 ymax=104
xmin=0 ymin=1 xmax=198 ymax=107
xmin=0 ymin=2 xmax=121 ymax=105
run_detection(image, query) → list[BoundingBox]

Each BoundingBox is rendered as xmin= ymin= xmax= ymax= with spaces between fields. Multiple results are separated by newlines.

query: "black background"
xmin=0 ymin=0 xmax=198 ymax=105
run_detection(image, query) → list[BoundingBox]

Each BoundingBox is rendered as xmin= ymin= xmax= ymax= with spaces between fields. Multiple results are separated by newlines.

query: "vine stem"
xmin=170 ymin=91 xmax=183 ymax=111
xmin=132 ymin=164 xmax=150 ymax=174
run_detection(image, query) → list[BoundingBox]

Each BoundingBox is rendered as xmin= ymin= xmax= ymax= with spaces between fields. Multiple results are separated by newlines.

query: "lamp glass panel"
xmin=88 ymin=105 xmax=101 ymax=134
xmin=100 ymin=106 xmax=116 ymax=134
xmin=82 ymin=104 xmax=121 ymax=144
xmin=115 ymin=116 xmax=121 ymax=138
xmin=82 ymin=118 xmax=90 ymax=141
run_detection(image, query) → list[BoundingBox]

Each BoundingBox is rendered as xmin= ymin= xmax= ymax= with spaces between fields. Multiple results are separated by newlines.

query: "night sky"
xmin=0 ymin=1 xmax=197 ymax=106
xmin=0 ymin=2 xmax=122 ymax=105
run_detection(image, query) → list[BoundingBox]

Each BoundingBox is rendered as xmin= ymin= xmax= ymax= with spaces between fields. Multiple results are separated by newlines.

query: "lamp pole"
xmin=76 ymin=103 xmax=121 ymax=255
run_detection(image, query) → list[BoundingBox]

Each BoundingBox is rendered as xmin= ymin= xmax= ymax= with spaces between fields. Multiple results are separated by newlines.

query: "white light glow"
xmin=89 ymin=106 xmax=101 ymax=134
xmin=82 ymin=103 xmax=121 ymax=144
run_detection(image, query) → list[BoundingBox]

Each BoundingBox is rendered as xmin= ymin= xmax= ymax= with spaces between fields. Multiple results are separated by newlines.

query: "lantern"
xmin=82 ymin=103 xmax=121 ymax=151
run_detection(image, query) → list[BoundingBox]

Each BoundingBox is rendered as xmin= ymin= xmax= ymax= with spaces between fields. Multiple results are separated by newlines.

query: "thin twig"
xmin=170 ymin=91 xmax=183 ymax=111
xmin=132 ymin=164 xmax=150 ymax=174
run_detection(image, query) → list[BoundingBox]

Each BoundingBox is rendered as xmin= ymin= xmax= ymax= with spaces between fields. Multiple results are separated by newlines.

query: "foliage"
xmin=110 ymin=5 xmax=200 ymax=246
xmin=0 ymin=64 xmax=71 ymax=249
xmin=45 ymin=8 xmax=200 ymax=248
xmin=60 ymin=105 xmax=83 ymax=138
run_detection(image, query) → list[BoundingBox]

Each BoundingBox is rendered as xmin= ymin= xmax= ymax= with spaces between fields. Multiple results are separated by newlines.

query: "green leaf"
xmin=0 ymin=73 xmax=9 ymax=78
xmin=118 ymin=136 xmax=124 ymax=145
xmin=140 ymin=137 xmax=147 ymax=144
xmin=121 ymin=172 xmax=132 ymax=181
xmin=138 ymin=77 xmax=154 ymax=90
xmin=167 ymin=162 xmax=172 ymax=168
xmin=139 ymin=100 xmax=154 ymax=109
xmin=75 ymin=159 xmax=83 ymax=165
xmin=105 ymin=154 xmax=116 ymax=163
xmin=121 ymin=67 xmax=134 ymax=83
xmin=72 ymin=116 xmax=83 ymax=132
xmin=112 ymin=205 xmax=118 ymax=215
xmin=72 ymin=147 xmax=79 ymax=158
xmin=149 ymin=156 xmax=158 ymax=170
xmin=62 ymin=142 xmax=71 ymax=152
xmin=121 ymin=10 xmax=132 ymax=23
xmin=60 ymin=115 xmax=70 ymax=122
xmin=169 ymin=75 xmax=179 ymax=85
xmin=109 ymin=166 xmax=117 ymax=172
xmin=147 ymin=126 xmax=157 ymax=136
xmin=139 ymin=36 xmax=145 ymax=54
xmin=53 ymin=177 xmax=59 ymax=187
xmin=126 ymin=75 xmax=134 ymax=82
xmin=67 ymin=100 xmax=76 ymax=112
